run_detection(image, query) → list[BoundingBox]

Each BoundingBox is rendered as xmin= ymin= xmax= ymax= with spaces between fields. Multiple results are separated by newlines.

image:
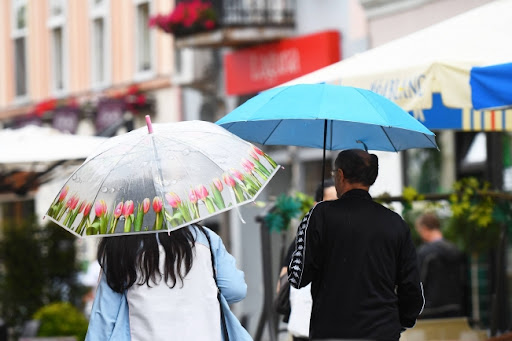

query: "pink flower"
xmin=95 ymin=200 xmax=107 ymax=217
xmin=230 ymin=169 xmax=244 ymax=181
xmin=66 ymin=195 xmax=79 ymax=210
xmin=196 ymin=185 xmax=209 ymax=200
xmin=153 ymin=197 xmax=163 ymax=213
xmin=223 ymin=173 xmax=236 ymax=187
xmin=122 ymin=200 xmax=134 ymax=217
xmin=213 ymin=178 xmax=223 ymax=192
xmin=241 ymin=158 xmax=255 ymax=173
xmin=114 ymin=202 xmax=124 ymax=218
xmin=78 ymin=201 xmax=86 ymax=213
xmin=249 ymin=150 xmax=259 ymax=161
xmin=253 ymin=146 xmax=264 ymax=156
xmin=143 ymin=198 xmax=150 ymax=214
xmin=59 ymin=186 xmax=69 ymax=202
xmin=204 ymin=19 xmax=215 ymax=29
xmin=165 ymin=192 xmax=181 ymax=208
xmin=189 ymin=189 xmax=198 ymax=204
xmin=83 ymin=203 xmax=92 ymax=216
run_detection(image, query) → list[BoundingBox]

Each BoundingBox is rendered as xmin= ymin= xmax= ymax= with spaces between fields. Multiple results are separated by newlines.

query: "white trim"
xmin=133 ymin=0 xmax=156 ymax=80
xmin=11 ymin=0 xmax=27 ymax=38
xmin=89 ymin=0 xmax=111 ymax=89
xmin=11 ymin=0 xmax=28 ymax=100
xmin=47 ymin=0 xmax=69 ymax=96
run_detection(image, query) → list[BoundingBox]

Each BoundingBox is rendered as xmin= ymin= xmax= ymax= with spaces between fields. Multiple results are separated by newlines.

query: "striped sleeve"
xmin=288 ymin=204 xmax=321 ymax=288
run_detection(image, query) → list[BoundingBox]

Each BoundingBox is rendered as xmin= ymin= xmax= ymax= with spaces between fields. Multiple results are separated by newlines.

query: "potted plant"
xmin=149 ymin=0 xmax=218 ymax=37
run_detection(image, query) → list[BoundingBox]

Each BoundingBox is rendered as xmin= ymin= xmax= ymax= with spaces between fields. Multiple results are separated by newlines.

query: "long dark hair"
xmin=98 ymin=226 xmax=204 ymax=293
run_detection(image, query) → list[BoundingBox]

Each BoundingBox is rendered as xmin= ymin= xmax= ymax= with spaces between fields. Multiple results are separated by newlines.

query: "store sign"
xmin=224 ymin=30 xmax=341 ymax=96
xmin=52 ymin=107 xmax=80 ymax=134
xmin=96 ymin=99 xmax=125 ymax=133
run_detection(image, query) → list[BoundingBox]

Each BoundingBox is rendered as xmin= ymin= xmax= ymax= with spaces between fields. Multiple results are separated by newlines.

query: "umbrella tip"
xmin=145 ymin=115 xmax=153 ymax=134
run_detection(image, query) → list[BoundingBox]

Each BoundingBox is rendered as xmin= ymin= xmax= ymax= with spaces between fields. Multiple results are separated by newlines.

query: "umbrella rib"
xmin=262 ymin=120 xmax=284 ymax=145
xmin=379 ymin=126 xmax=398 ymax=152
xmin=423 ymin=133 xmax=440 ymax=151
xmin=88 ymin=139 xmax=144 ymax=213
xmin=154 ymin=134 xmax=238 ymax=175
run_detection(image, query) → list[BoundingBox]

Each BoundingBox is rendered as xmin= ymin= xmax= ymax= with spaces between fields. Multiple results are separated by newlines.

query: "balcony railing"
xmin=212 ymin=0 xmax=295 ymax=28
xmin=174 ymin=0 xmax=295 ymax=40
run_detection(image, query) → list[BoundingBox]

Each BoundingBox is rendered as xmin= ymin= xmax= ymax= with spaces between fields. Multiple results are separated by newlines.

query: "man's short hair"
xmin=314 ymin=179 xmax=335 ymax=202
xmin=416 ymin=212 xmax=441 ymax=230
xmin=334 ymin=149 xmax=378 ymax=186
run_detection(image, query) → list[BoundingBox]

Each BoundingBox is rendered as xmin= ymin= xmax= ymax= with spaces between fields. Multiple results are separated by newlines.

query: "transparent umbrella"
xmin=45 ymin=117 xmax=280 ymax=237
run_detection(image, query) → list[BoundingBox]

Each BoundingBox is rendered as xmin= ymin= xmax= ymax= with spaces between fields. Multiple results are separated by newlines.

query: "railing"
xmin=175 ymin=0 xmax=295 ymax=37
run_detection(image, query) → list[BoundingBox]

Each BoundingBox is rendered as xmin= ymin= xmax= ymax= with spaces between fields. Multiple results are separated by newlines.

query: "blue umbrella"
xmin=216 ymin=84 xmax=438 ymax=197
xmin=471 ymin=62 xmax=512 ymax=110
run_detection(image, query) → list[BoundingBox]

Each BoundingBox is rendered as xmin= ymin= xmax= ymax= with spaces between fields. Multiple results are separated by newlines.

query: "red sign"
xmin=224 ymin=30 xmax=341 ymax=96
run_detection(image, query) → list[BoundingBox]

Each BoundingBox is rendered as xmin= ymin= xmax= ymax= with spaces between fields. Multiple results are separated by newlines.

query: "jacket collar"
xmin=340 ymin=189 xmax=372 ymax=200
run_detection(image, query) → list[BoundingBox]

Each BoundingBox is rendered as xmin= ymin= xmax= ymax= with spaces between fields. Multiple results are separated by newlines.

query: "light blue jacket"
xmin=85 ymin=226 xmax=252 ymax=340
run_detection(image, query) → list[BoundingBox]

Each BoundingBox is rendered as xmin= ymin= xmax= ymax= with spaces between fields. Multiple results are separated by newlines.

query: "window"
xmin=135 ymin=0 xmax=153 ymax=77
xmin=11 ymin=0 xmax=28 ymax=98
xmin=48 ymin=0 xmax=67 ymax=93
xmin=90 ymin=0 xmax=110 ymax=87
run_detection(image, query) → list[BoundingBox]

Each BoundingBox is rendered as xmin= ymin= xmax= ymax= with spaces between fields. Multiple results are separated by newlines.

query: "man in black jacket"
xmin=415 ymin=212 xmax=466 ymax=318
xmin=288 ymin=149 xmax=424 ymax=341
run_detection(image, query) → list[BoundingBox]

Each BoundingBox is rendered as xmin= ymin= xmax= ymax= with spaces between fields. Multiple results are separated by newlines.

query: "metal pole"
xmin=254 ymin=214 xmax=278 ymax=341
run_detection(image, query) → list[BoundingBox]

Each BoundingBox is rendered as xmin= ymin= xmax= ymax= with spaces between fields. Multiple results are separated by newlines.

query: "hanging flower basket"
xmin=149 ymin=0 xmax=218 ymax=37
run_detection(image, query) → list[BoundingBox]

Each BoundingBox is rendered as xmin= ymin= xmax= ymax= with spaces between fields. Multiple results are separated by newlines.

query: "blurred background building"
xmin=0 ymin=0 xmax=510 ymax=339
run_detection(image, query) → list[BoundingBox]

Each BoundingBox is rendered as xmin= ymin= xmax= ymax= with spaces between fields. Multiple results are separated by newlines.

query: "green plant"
xmin=0 ymin=217 xmax=45 ymax=336
xmin=33 ymin=302 xmax=88 ymax=341
xmin=0 ymin=217 xmax=88 ymax=337
xmin=264 ymin=194 xmax=302 ymax=232
xmin=445 ymin=177 xmax=501 ymax=253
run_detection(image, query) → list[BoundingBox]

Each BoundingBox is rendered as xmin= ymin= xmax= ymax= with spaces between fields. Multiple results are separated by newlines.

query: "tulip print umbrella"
xmin=45 ymin=117 xmax=280 ymax=237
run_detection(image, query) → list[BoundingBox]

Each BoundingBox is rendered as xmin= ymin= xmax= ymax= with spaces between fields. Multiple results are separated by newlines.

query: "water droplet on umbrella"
xmin=110 ymin=188 xmax=115 ymax=193
xmin=72 ymin=174 xmax=78 ymax=180
xmin=171 ymin=180 xmax=177 ymax=185
xmin=163 ymin=180 xmax=169 ymax=186
xmin=183 ymin=149 xmax=190 ymax=156
xmin=101 ymin=187 xmax=108 ymax=193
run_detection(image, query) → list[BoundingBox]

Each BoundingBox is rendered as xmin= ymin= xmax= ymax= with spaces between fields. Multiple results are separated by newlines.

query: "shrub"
xmin=33 ymin=302 xmax=88 ymax=341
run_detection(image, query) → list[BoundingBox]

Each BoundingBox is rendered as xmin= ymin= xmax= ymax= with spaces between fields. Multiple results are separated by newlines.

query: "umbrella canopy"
xmin=45 ymin=118 xmax=280 ymax=238
xmin=216 ymin=84 xmax=438 ymax=198
xmin=470 ymin=62 xmax=512 ymax=110
xmin=216 ymin=84 xmax=438 ymax=152
xmin=282 ymin=0 xmax=512 ymax=113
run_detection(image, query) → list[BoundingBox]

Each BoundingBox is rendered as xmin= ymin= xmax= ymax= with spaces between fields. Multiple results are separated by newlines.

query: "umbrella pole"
xmin=321 ymin=120 xmax=328 ymax=201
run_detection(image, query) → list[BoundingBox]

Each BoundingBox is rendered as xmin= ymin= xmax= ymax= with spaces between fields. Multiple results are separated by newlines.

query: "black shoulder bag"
xmin=202 ymin=228 xmax=230 ymax=341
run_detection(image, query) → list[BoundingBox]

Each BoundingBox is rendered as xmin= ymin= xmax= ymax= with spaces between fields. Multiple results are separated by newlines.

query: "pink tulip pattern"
xmin=46 ymin=148 xmax=278 ymax=235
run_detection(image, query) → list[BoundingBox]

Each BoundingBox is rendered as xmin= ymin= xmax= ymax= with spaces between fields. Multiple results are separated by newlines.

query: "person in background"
xmin=277 ymin=179 xmax=337 ymax=341
xmin=289 ymin=149 xmax=424 ymax=340
xmin=85 ymin=224 xmax=252 ymax=341
xmin=415 ymin=212 xmax=466 ymax=318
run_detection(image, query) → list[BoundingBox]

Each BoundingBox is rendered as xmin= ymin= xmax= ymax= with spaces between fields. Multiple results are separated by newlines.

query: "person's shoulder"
xmin=190 ymin=224 xmax=221 ymax=248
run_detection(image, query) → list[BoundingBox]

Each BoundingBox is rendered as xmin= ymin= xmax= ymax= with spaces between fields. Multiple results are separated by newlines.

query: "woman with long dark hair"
xmin=85 ymin=224 xmax=251 ymax=340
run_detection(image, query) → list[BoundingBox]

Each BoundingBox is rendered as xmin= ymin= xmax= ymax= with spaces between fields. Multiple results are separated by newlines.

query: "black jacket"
xmin=288 ymin=189 xmax=424 ymax=341
xmin=417 ymin=239 xmax=466 ymax=318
